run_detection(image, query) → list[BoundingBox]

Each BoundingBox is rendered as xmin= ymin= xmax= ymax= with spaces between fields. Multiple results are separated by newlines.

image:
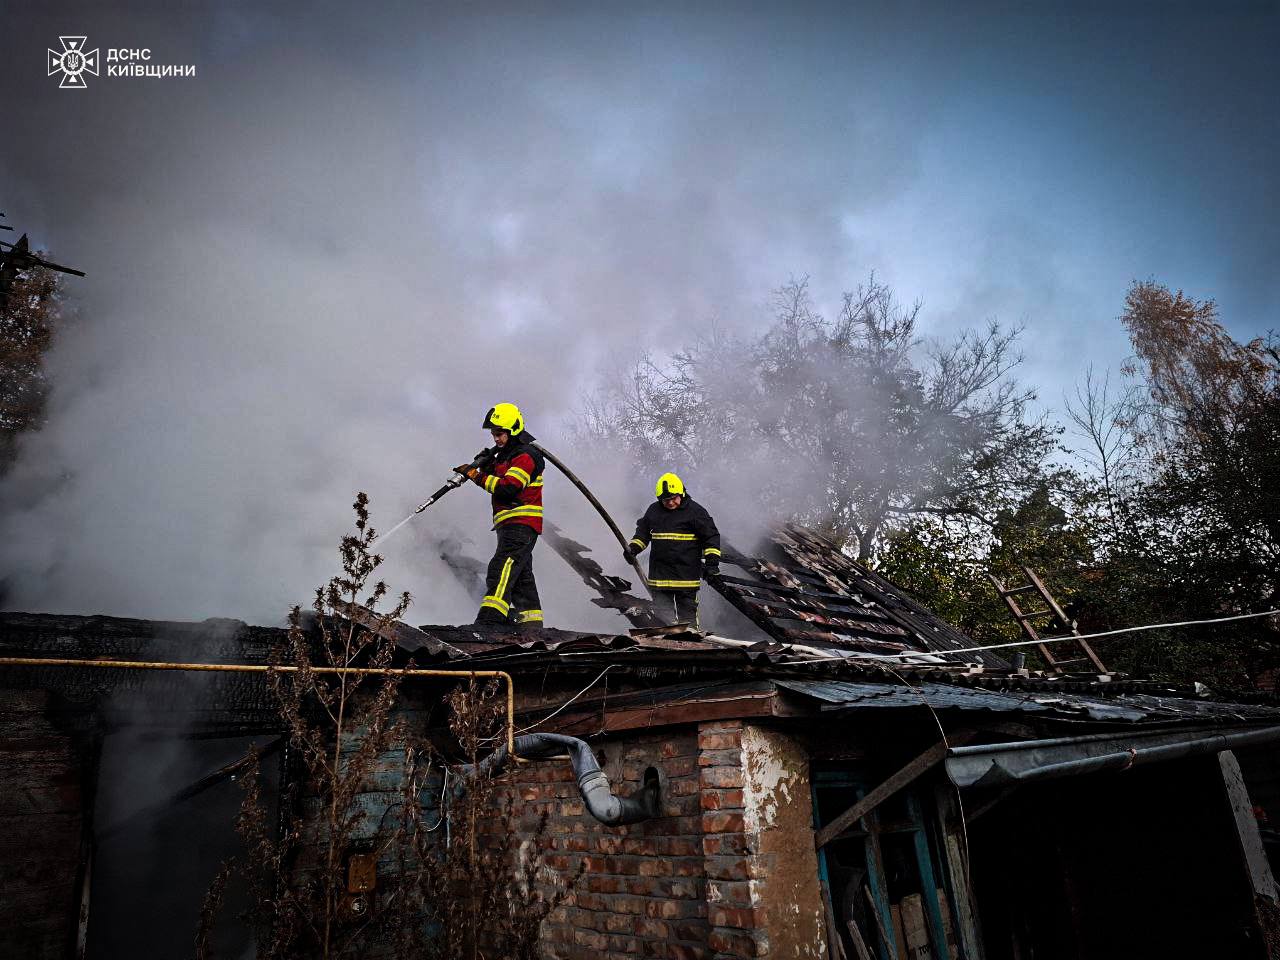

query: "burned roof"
xmin=710 ymin=524 xmax=1007 ymax=667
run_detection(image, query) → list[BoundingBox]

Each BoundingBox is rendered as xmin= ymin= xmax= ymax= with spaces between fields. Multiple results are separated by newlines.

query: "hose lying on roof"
xmin=453 ymin=732 xmax=660 ymax=826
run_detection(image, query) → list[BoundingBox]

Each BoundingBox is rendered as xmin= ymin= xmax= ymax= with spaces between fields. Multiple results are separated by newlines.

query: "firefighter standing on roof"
xmin=455 ymin=403 xmax=545 ymax=628
xmin=624 ymin=472 xmax=721 ymax=628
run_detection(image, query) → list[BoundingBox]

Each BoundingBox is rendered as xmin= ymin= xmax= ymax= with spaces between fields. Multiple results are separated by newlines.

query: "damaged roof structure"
xmin=3 ymin=524 xmax=1280 ymax=960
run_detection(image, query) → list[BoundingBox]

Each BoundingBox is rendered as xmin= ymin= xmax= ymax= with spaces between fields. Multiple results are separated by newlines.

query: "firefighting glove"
xmin=453 ymin=463 xmax=482 ymax=482
xmin=623 ymin=544 xmax=640 ymax=563
xmin=702 ymin=557 xmax=721 ymax=578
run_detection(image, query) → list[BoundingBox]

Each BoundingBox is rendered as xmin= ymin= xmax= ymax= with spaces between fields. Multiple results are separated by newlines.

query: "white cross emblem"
xmin=48 ymin=37 xmax=100 ymax=89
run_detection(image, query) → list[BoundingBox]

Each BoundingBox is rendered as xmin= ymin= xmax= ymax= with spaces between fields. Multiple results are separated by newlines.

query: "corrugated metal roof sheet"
xmin=772 ymin=678 xmax=1280 ymax=723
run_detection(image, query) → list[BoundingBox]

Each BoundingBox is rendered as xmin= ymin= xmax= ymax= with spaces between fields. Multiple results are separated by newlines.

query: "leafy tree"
xmin=577 ymin=277 xmax=1063 ymax=562
xmin=1048 ymin=282 xmax=1280 ymax=685
xmin=878 ymin=480 xmax=1104 ymax=661
xmin=1101 ymin=283 xmax=1280 ymax=684
xmin=0 ymin=263 xmax=63 ymax=471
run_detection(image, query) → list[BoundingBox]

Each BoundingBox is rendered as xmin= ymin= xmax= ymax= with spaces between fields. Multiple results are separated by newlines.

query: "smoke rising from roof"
xmin=2 ymin=2 xmax=1278 ymax=626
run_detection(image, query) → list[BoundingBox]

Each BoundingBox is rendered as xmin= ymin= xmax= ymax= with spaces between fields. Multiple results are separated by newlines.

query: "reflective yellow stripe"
xmin=651 ymin=532 xmax=697 ymax=540
xmin=628 ymin=538 xmax=646 ymax=550
xmin=480 ymin=596 xmax=510 ymax=615
xmin=515 ymin=609 xmax=543 ymax=623
xmin=506 ymin=466 xmax=530 ymax=486
xmin=483 ymin=474 xmax=500 ymax=494
xmin=703 ymin=548 xmax=721 ymax=557
xmin=495 ymin=557 xmax=514 ymax=600
xmin=527 ymin=477 xmax=543 ymax=487
xmin=650 ymin=579 xmax=701 ymax=589
xmin=493 ymin=505 xmax=544 ymax=524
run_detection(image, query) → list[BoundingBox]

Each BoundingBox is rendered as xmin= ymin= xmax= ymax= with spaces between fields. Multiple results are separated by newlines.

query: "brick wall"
xmin=517 ymin=720 xmax=825 ymax=960
xmin=524 ymin=728 xmax=707 ymax=959
xmin=0 ymin=690 xmax=95 ymax=960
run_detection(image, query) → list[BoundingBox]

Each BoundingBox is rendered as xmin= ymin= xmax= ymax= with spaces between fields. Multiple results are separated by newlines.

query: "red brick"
xmin=702 ymin=834 xmax=750 ymax=856
xmin=673 ymin=857 xmax=705 ymax=877
xmin=605 ymin=913 xmax=634 ymax=934
xmin=709 ymin=905 xmax=758 ymax=929
xmin=635 ymin=918 xmax=670 ymax=938
xmin=700 ymin=766 xmax=744 ymax=789
xmin=668 ymin=776 xmax=700 ymax=797
xmin=673 ymin=920 xmax=707 ymax=940
xmin=638 ymin=857 xmax=673 ymax=877
xmin=699 ymin=720 xmax=744 ymax=733
xmin=700 ymin=788 xmax=744 ymax=810
xmin=708 ymin=929 xmax=764 ymax=956
xmin=573 ymin=928 xmax=609 ymax=949
xmin=697 ymin=731 xmax=742 ymax=751
xmin=697 ymin=749 xmax=740 ymax=768
xmin=702 ymin=811 xmax=745 ymax=834
xmin=708 ymin=879 xmax=754 ymax=907
xmin=668 ymin=837 xmax=702 ymax=857
xmin=664 ymin=756 xmax=697 ymax=777
xmin=705 ymin=856 xmax=752 ymax=881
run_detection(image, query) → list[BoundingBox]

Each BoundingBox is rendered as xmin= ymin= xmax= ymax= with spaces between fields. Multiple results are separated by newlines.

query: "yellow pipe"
xmin=0 ymin=657 xmax=518 ymax=758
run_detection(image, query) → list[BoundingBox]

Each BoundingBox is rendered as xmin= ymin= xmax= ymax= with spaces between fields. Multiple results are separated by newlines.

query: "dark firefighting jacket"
xmin=474 ymin=439 xmax=544 ymax=533
xmin=629 ymin=495 xmax=721 ymax=590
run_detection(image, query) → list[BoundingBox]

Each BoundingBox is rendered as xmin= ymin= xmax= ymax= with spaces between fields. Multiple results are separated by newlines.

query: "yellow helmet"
xmin=482 ymin=402 xmax=524 ymax=436
xmin=655 ymin=472 xmax=685 ymax=499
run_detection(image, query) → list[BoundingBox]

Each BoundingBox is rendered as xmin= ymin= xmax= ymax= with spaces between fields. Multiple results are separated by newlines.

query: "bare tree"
xmin=576 ymin=276 xmax=1061 ymax=562
xmin=199 ymin=494 xmax=575 ymax=959
xmin=1064 ymin=365 xmax=1141 ymax=531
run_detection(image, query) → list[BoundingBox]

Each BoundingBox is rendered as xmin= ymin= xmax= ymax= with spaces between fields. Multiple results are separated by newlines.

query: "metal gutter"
xmin=946 ymin=724 xmax=1280 ymax=788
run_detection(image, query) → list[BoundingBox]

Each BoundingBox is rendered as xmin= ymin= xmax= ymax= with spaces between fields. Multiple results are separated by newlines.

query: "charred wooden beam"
xmin=542 ymin=523 xmax=664 ymax=629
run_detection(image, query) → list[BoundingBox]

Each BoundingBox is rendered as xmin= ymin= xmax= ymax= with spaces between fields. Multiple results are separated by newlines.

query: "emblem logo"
xmin=48 ymin=37 xmax=100 ymax=89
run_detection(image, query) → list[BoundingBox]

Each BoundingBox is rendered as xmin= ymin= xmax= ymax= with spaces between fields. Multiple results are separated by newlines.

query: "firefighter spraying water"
xmin=378 ymin=401 xmax=663 ymax=627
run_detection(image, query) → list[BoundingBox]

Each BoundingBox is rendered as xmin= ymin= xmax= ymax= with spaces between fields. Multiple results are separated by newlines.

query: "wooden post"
xmin=1218 ymin=749 xmax=1280 ymax=958
xmin=934 ymin=785 xmax=985 ymax=960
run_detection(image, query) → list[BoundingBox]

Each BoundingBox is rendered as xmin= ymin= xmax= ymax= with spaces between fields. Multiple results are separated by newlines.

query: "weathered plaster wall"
xmin=739 ymin=724 xmax=826 ymax=960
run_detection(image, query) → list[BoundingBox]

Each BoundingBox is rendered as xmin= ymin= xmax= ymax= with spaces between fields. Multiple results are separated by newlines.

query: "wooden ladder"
xmin=988 ymin=566 xmax=1108 ymax=674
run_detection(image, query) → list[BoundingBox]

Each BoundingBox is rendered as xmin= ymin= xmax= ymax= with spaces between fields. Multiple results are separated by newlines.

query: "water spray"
xmin=375 ymin=445 xmax=498 ymax=546
xmin=374 ymin=441 xmax=653 ymax=596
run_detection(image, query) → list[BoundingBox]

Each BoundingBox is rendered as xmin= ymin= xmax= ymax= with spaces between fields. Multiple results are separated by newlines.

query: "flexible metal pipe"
xmin=456 ymin=732 xmax=660 ymax=826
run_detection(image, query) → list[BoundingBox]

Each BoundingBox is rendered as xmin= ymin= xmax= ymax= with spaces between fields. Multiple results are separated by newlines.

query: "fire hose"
xmin=410 ymin=440 xmax=654 ymax=597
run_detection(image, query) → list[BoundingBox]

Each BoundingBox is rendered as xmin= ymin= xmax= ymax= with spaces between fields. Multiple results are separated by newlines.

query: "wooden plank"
xmin=543 ymin=687 xmax=791 ymax=736
xmin=1218 ymin=750 xmax=1279 ymax=899
xmin=816 ymin=732 xmax=977 ymax=849
xmin=821 ymin=877 xmax=847 ymax=960
xmin=714 ymin=573 xmax=881 ymax=610
xmin=847 ymin=918 xmax=876 ymax=960
xmin=906 ymin=792 xmax=951 ymax=959
xmin=864 ymin=823 xmax=899 ymax=960
xmin=933 ymin=784 xmax=984 ymax=960
xmin=739 ymin=597 xmax=909 ymax=636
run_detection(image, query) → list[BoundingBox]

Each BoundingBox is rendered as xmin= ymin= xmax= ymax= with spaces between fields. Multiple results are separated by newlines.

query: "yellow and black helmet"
xmin=655 ymin=472 xmax=685 ymax=499
xmin=482 ymin=402 xmax=524 ymax=436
